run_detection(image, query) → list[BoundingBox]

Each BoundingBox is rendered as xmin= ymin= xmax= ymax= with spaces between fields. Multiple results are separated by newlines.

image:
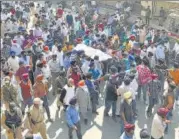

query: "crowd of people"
xmin=1 ymin=1 xmax=179 ymax=139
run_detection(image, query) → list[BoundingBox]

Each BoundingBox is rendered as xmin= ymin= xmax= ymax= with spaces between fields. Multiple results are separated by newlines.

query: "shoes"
xmin=104 ymin=113 xmax=109 ymax=117
xmin=48 ymin=118 xmax=53 ymax=123
xmin=84 ymin=119 xmax=88 ymax=125
xmin=92 ymin=111 xmax=99 ymax=115
xmin=177 ymin=100 xmax=179 ymax=106
xmin=116 ymin=115 xmax=121 ymax=118
xmin=147 ymin=111 xmax=152 ymax=117
xmin=112 ymin=116 xmax=117 ymax=122
xmin=57 ymin=106 xmax=61 ymax=110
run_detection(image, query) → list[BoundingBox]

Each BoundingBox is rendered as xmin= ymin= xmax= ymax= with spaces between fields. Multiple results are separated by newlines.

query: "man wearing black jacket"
xmin=104 ymin=76 xmax=118 ymax=121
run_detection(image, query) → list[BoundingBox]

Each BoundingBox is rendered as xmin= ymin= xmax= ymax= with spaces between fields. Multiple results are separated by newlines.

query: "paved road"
xmin=45 ymin=94 xmax=179 ymax=139
xmin=1 ymin=86 xmax=179 ymax=139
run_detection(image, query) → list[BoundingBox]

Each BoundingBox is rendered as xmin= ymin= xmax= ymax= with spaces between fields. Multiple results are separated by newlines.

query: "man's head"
xmin=68 ymin=78 xmax=74 ymax=87
xmin=69 ymin=97 xmax=77 ymax=106
xmin=33 ymin=97 xmax=43 ymax=108
xmin=9 ymin=102 xmax=17 ymax=114
xmin=123 ymin=91 xmax=132 ymax=105
xmin=124 ymin=77 xmax=131 ymax=86
xmin=52 ymin=54 xmax=57 ymax=61
xmin=140 ymin=129 xmax=150 ymax=139
xmin=43 ymin=46 xmax=49 ymax=53
xmin=36 ymin=61 xmax=43 ymax=68
xmin=19 ymin=60 xmax=25 ymax=67
xmin=157 ymin=107 xmax=169 ymax=119
xmin=4 ymin=76 xmax=11 ymax=86
xmin=22 ymin=73 xmax=29 ymax=82
xmin=110 ymin=66 xmax=118 ymax=74
xmin=86 ymin=73 xmax=92 ymax=79
xmin=36 ymin=74 xmax=44 ymax=82
xmin=89 ymin=62 xmax=95 ymax=69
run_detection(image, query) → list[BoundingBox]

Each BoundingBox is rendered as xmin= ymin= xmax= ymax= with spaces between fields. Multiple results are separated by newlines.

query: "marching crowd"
xmin=1 ymin=1 xmax=179 ymax=139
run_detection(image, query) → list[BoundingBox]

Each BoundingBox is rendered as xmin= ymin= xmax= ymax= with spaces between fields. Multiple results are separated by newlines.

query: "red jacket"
xmin=70 ymin=72 xmax=81 ymax=87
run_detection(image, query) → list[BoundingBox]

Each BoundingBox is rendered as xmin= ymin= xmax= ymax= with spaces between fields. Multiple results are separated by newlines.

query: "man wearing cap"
xmin=11 ymin=39 xmax=23 ymax=56
xmin=15 ymin=60 xmax=29 ymax=84
xmin=155 ymin=59 xmax=167 ymax=100
xmin=61 ymin=78 xmax=75 ymax=110
xmin=120 ymin=91 xmax=135 ymax=134
xmin=120 ymin=123 xmax=135 ymax=139
xmin=7 ymin=51 xmax=19 ymax=73
xmin=42 ymin=46 xmax=52 ymax=62
xmin=48 ymin=53 xmax=61 ymax=96
xmin=88 ymin=62 xmax=100 ymax=80
xmin=151 ymin=107 xmax=170 ymax=139
xmin=33 ymin=74 xmax=53 ymax=122
xmin=1 ymin=76 xmax=18 ymax=109
xmin=76 ymin=80 xmax=90 ymax=125
xmin=156 ymin=41 xmax=165 ymax=62
xmin=163 ymin=77 xmax=176 ymax=133
xmin=146 ymin=74 xmax=161 ymax=117
xmin=66 ymin=97 xmax=82 ymax=139
xmin=85 ymin=73 xmax=99 ymax=115
xmin=136 ymin=59 xmax=152 ymax=104
xmin=147 ymin=43 xmax=156 ymax=69
xmin=104 ymin=75 xmax=118 ymax=120
xmin=26 ymin=98 xmax=48 ymax=139
xmin=81 ymin=57 xmax=91 ymax=75
xmin=69 ymin=67 xmax=81 ymax=88
xmin=34 ymin=61 xmax=44 ymax=80
xmin=55 ymin=45 xmax=64 ymax=68
xmin=19 ymin=73 xmax=33 ymax=114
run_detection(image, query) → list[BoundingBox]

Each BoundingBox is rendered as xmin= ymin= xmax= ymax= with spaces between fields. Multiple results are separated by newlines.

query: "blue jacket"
xmin=66 ymin=106 xmax=80 ymax=127
xmin=88 ymin=69 xmax=100 ymax=80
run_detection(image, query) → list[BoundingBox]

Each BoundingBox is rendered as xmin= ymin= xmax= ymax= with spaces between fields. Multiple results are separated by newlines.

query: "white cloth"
xmin=173 ymin=42 xmax=179 ymax=54
xmin=130 ymin=79 xmax=138 ymax=99
xmin=43 ymin=52 xmax=52 ymax=62
xmin=7 ymin=56 xmax=19 ymax=72
xmin=81 ymin=61 xmax=90 ymax=75
xmin=151 ymin=114 xmax=166 ymax=139
xmin=55 ymin=51 xmax=64 ymax=67
xmin=156 ymin=45 xmax=165 ymax=60
xmin=14 ymin=36 xmax=25 ymax=47
xmin=33 ymin=28 xmax=43 ymax=37
xmin=42 ymin=65 xmax=51 ymax=79
xmin=63 ymin=85 xmax=75 ymax=105
xmin=147 ymin=46 xmax=156 ymax=68
xmin=51 ymin=45 xmax=58 ymax=53
xmin=42 ymin=31 xmax=50 ymax=41
xmin=48 ymin=59 xmax=61 ymax=73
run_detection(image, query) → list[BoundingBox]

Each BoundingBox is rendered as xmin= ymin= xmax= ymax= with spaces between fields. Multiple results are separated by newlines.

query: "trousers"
xmin=104 ymin=100 xmax=116 ymax=117
xmin=32 ymin=122 xmax=48 ymax=139
xmin=138 ymin=84 xmax=148 ymax=102
xmin=41 ymin=95 xmax=51 ymax=119
xmin=68 ymin=121 xmax=82 ymax=139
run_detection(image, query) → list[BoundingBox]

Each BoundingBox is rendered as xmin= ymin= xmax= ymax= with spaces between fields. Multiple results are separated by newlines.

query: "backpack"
xmin=5 ymin=110 xmax=22 ymax=129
